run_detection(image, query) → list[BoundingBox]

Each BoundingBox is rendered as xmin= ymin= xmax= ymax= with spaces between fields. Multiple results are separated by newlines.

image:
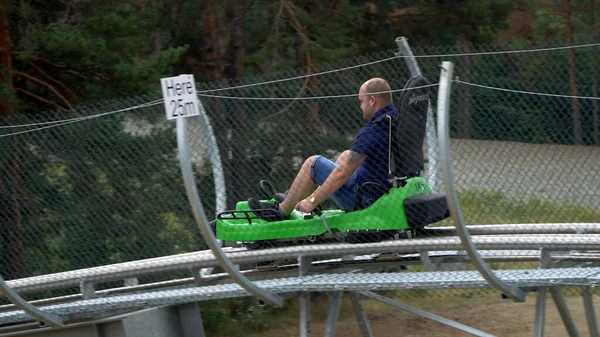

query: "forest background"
xmin=2 ymin=0 xmax=597 ymax=112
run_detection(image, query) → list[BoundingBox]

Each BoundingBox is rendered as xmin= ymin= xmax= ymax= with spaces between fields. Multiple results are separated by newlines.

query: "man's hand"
xmin=295 ymin=198 xmax=316 ymax=213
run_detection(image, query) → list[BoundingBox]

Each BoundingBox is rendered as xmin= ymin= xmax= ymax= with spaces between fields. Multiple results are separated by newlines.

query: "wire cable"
xmin=5 ymin=41 xmax=600 ymax=132
xmin=0 ymin=99 xmax=164 ymax=129
xmin=196 ymin=83 xmax=440 ymax=101
xmin=0 ymin=100 xmax=163 ymax=138
xmin=197 ymin=42 xmax=600 ymax=94
xmin=455 ymin=80 xmax=600 ymax=100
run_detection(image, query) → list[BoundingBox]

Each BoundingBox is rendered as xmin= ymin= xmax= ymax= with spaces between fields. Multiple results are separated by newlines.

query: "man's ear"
xmin=370 ymin=95 xmax=376 ymax=105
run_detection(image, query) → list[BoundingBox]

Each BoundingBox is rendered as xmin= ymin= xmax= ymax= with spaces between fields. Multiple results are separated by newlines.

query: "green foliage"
xmin=200 ymin=298 xmax=288 ymax=336
xmin=1 ymin=105 xmax=206 ymax=277
xmin=11 ymin=0 xmax=188 ymax=107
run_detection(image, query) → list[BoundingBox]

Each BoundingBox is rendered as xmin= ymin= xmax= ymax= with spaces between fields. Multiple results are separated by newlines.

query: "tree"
xmin=534 ymin=0 xmax=589 ymax=144
xmin=362 ymin=0 xmax=514 ymax=138
xmin=0 ymin=0 xmax=187 ymax=278
xmin=591 ymin=0 xmax=599 ymax=145
xmin=8 ymin=0 xmax=186 ymax=112
xmin=0 ymin=1 xmax=26 ymax=279
xmin=0 ymin=1 xmax=12 ymax=117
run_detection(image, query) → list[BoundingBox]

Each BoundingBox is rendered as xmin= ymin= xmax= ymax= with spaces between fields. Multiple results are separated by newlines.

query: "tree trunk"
xmin=199 ymin=0 xmax=222 ymax=82
xmin=294 ymin=3 xmax=322 ymax=137
xmin=227 ymin=1 xmax=244 ymax=81
xmin=457 ymin=40 xmax=473 ymax=139
xmin=0 ymin=2 xmax=25 ymax=279
xmin=564 ymin=0 xmax=582 ymax=145
xmin=225 ymin=1 xmax=251 ymax=206
xmin=0 ymin=1 xmax=12 ymax=116
xmin=302 ymin=49 xmax=322 ymax=136
xmin=591 ymin=0 xmax=599 ymax=145
xmin=199 ymin=0 xmax=233 ymax=208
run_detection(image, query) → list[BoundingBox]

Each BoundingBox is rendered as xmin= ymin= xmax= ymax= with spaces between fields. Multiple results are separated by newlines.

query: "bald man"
xmin=249 ymin=78 xmax=396 ymax=220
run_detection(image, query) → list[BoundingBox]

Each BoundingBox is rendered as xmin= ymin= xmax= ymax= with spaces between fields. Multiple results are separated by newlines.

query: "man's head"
xmin=358 ymin=78 xmax=393 ymax=121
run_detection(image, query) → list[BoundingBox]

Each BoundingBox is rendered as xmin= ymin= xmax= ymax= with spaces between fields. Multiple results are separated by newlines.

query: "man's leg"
xmin=279 ymin=155 xmax=319 ymax=214
xmin=281 ymin=151 xmax=356 ymax=214
xmin=335 ymin=150 xmax=350 ymax=165
xmin=248 ymin=153 xmax=356 ymax=220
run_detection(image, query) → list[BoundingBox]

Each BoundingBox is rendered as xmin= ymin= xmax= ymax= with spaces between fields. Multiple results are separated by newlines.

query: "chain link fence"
xmin=0 ymin=38 xmax=599 ymax=311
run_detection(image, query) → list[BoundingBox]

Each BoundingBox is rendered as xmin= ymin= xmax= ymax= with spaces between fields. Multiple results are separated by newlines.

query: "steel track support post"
xmin=395 ymin=37 xmax=439 ymax=191
xmin=299 ymin=292 xmax=311 ymax=337
xmin=550 ymin=287 xmax=581 ymax=337
xmin=299 ymin=255 xmax=312 ymax=337
xmin=80 ymin=281 xmax=97 ymax=299
xmin=177 ymin=116 xmax=283 ymax=307
xmin=419 ymin=251 xmax=435 ymax=271
xmin=350 ymin=292 xmax=373 ymax=337
xmin=123 ymin=278 xmax=139 ymax=287
xmin=534 ymin=287 xmax=547 ymax=337
xmin=324 ymin=292 xmax=343 ymax=337
xmin=359 ymin=291 xmax=495 ymax=337
xmin=582 ymin=287 xmax=599 ymax=337
xmin=436 ymin=61 xmax=525 ymax=302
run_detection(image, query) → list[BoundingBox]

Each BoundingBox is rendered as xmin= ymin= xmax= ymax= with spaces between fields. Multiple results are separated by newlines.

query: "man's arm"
xmin=310 ymin=150 xmax=366 ymax=205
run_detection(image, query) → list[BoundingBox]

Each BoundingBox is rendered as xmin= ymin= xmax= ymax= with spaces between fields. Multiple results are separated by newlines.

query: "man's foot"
xmin=248 ymin=198 xmax=290 ymax=222
xmin=273 ymin=190 xmax=288 ymax=203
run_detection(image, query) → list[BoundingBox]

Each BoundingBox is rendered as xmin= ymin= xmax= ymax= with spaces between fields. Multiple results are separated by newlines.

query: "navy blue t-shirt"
xmin=350 ymin=104 xmax=397 ymax=201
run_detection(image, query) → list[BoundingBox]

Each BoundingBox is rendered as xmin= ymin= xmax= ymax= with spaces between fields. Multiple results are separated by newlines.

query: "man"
xmin=249 ymin=77 xmax=396 ymax=220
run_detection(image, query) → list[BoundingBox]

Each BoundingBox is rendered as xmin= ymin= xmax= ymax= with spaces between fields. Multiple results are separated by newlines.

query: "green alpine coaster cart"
xmin=214 ymin=75 xmax=450 ymax=248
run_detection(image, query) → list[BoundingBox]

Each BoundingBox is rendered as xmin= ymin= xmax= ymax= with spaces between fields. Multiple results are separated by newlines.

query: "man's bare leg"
xmin=279 ymin=155 xmax=319 ymax=214
xmin=335 ymin=150 xmax=351 ymax=165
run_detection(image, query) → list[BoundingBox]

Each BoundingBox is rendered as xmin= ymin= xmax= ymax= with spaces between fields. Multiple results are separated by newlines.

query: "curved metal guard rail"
xmin=176 ymin=114 xmax=284 ymax=307
xmin=436 ymin=61 xmax=526 ymax=302
xmin=0 ymin=274 xmax=63 ymax=326
xmin=194 ymin=103 xmax=227 ymax=214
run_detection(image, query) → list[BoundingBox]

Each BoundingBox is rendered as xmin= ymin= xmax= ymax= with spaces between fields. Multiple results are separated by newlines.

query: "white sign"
xmin=161 ymin=74 xmax=201 ymax=120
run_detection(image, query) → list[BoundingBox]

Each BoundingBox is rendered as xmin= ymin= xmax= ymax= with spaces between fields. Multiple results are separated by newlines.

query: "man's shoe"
xmin=248 ymin=198 xmax=289 ymax=222
xmin=273 ymin=190 xmax=288 ymax=203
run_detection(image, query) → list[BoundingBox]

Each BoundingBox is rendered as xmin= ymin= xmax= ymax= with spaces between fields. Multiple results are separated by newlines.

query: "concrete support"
xmin=3 ymin=305 xmax=206 ymax=337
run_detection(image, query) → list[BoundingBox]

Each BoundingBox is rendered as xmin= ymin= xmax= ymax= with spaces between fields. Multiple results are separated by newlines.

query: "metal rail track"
xmin=4 ymin=224 xmax=599 ymax=295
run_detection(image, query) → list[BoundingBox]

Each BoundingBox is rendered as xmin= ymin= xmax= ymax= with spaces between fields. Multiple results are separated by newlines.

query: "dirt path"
xmin=248 ymin=294 xmax=598 ymax=337
xmin=308 ymin=295 xmax=598 ymax=337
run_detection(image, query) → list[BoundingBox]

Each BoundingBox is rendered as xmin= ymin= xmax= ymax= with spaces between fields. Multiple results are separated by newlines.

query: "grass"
xmin=213 ymin=291 xmax=507 ymax=337
xmin=435 ymin=189 xmax=600 ymax=226
xmin=204 ymin=189 xmax=600 ymax=336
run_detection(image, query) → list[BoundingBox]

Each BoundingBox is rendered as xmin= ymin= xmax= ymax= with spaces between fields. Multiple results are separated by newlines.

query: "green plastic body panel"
xmin=216 ymin=177 xmax=432 ymax=242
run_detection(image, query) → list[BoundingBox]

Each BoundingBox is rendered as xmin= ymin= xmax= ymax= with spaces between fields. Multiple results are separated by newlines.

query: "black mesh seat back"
xmin=393 ymin=75 xmax=430 ymax=177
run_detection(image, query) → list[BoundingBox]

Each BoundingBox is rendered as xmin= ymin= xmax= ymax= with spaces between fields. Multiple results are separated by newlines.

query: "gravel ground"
xmin=425 ymin=139 xmax=600 ymax=209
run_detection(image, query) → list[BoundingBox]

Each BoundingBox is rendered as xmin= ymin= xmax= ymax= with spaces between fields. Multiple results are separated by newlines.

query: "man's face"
xmin=358 ymin=86 xmax=375 ymax=121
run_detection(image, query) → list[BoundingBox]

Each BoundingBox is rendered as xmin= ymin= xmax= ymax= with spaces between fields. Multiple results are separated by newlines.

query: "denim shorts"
xmin=310 ymin=155 xmax=375 ymax=212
